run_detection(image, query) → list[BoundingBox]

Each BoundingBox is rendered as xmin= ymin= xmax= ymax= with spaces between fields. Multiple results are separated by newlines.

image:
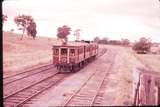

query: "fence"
xmin=133 ymin=67 xmax=160 ymax=106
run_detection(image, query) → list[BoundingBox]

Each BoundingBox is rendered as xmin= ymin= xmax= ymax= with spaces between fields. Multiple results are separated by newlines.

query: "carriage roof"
xmin=52 ymin=42 xmax=97 ymax=48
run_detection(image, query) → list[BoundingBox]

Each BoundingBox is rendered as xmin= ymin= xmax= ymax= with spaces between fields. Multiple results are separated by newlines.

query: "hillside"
xmin=3 ymin=31 xmax=58 ymax=73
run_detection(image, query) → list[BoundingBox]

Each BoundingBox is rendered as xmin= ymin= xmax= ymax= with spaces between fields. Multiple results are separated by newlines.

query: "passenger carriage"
xmin=52 ymin=42 xmax=98 ymax=72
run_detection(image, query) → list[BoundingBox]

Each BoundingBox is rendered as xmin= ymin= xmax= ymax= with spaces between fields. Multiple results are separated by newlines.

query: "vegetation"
xmin=14 ymin=14 xmax=37 ymax=40
xmin=99 ymin=37 xmax=108 ymax=44
xmin=121 ymin=38 xmax=130 ymax=46
xmin=93 ymin=37 xmax=130 ymax=46
xmin=93 ymin=37 xmax=100 ymax=43
xmin=132 ymin=37 xmax=152 ymax=54
xmin=56 ymin=25 xmax=71 ymax=45
xmin=2 ymin=14 xmax=8 ymax=23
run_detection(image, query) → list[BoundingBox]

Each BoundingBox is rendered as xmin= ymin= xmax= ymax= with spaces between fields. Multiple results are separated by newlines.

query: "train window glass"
xmin=61 ymin=48 xmax=67 ymax=55
xmin=70 ymin=49 xmax=75 ymax=55
xmin=54 ymin=49 xmax=59 ymax=55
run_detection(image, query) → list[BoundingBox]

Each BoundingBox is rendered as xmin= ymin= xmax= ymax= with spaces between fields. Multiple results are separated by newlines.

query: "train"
xmin=52 ymin=41 xmax=98 ymax=72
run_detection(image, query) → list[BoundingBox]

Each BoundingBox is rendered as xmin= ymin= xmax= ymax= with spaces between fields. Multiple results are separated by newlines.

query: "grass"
xmin=135 ymin=53 xmax=160 ymax=72
xmin=3 ymin=31 xmax=58 ymax=72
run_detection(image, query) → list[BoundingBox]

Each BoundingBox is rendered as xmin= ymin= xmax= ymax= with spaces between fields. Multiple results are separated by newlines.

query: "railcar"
xmin=52 ymin=42 xmax=98 ymax=72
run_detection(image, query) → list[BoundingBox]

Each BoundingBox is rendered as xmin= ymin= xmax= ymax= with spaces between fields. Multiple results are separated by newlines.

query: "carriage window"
xmin=79 ymin=49 xmax=81 ymax=54
xmin=61 ymin=48 xmax=67 ymax=55
xmin=79 ymin=48 xmax=83 ymax=53
xmin=54 ymin=49 xmax=59 ymax=55
xmin=70 ymin=49 xmax=75 ymax=55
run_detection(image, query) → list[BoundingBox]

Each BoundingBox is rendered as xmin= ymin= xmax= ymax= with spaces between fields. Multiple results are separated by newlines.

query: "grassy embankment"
xmin=3 ymin=31 xmax=58 ymax=73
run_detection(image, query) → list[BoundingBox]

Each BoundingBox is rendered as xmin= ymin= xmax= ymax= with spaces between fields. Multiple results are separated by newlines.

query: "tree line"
xmin=94 ymin=36 xmax=153 ymax=54
xmin=3 ymin=14 xmax=155 ymax=54
xmin=93 ymin=37 xmax=130 ymax=46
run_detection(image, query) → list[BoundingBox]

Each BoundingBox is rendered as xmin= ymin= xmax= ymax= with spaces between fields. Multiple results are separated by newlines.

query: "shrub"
xmin=132 ymin=37 xmax=151 ymax=54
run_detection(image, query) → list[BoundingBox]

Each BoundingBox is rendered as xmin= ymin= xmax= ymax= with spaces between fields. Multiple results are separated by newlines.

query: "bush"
xmin=132 ymin=37 xmax=151 ymax=54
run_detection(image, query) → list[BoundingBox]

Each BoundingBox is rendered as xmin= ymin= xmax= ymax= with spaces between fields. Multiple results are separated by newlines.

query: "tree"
xmin=132 ymin=37 xmax=152 ymax=54
xmin=3 ymin=14 xmax=8 ymax=23
xmin=14 ymin=15 xmax=37 ymax=40
xmin=74 ymin=29 xmax=81 ymax=41
xmin=93 ymin=37 xmax=100 ymax=43
xmin=26 ymin=21 xmax=37 ymax=39
xmin=108 ymin=40 xmax=121 ymax=45
xmin=121 ymin=38 xmax=130 ymax=46
xmin=57 ymin=25 xmax=71 ymax=45
xmin=100 ymin=37 xmax=108 ymax=44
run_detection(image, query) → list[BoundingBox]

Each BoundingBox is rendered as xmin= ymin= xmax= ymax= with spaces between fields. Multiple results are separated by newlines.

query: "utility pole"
xmin=74 ymin=29 xmax=81 ymax=41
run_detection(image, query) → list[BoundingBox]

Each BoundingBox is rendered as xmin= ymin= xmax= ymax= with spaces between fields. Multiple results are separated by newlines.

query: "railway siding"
xmin=28 ymin=48 xmax=114 ymax=106
xmin=3 ymin=67 xmax=57 ymax=98
xmin=4 ymin=73 xmax=68 ymax=107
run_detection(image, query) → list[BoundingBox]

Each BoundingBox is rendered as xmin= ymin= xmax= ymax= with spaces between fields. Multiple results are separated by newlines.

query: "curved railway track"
xmin=3 ymin=64 xmax=54 ymax=84
xmin=3 ymin=47 xmax=108 ymax=107
xmin=3 ymin=72 xmax=71 ymax=107
xmin=4 ymin=63 xmax=53 ymax=79
xmin=3 ymin=66 xmax=59 ymax=98
xmin=63 ymin=50 xmax=115 ymax=106
xmin=3 ymin=64 xmax=55 ymax=85
xmin=98 ymin=48 xmax=107 ymax=57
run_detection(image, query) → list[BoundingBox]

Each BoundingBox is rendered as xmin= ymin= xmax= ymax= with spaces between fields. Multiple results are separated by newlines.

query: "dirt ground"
xmin=3 ymin=32 xmax=158 ymax=106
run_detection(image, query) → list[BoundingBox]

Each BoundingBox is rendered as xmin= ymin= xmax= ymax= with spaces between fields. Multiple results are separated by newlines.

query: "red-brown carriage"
xmin=52 ymin=42 xmax=98 ymax=72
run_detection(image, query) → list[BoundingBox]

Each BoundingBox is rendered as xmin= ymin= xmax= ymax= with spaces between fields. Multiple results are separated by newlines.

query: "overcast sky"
xmin=2 ymin=0 xmax=160 ymax=42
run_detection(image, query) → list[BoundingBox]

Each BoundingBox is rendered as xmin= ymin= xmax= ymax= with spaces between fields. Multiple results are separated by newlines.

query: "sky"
xmin=2 ymin=0 xmax=160 ymax=42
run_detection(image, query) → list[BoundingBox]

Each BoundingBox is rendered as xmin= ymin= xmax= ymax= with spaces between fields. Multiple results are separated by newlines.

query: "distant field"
xmin=3 ymin=31 xmax=58 ymax=72
xmin=135 ymin=53 xmax=160 ymax=72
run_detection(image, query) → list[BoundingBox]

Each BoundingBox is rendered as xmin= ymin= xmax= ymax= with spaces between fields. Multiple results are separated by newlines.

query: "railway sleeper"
xmin=17 ymin=92 xmax=34 ymax=96
xmin=4 ymin=103 xmax=16 ymax=106
xmin=6 ymin=97 xmax=25 ymax=101
xmin=5 ymin=100 xmax=22 ymax=103
xmin=73 ymin=97 xmax=93 ymax=101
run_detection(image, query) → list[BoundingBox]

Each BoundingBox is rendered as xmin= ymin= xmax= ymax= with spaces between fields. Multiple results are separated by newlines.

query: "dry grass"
xmin=135 ymin=53 xmax=160 ymax=72
xmin=104 ymin=45 xmax=144 ymax=105
xmin=3 ymin=31 xmax=59 ymax=73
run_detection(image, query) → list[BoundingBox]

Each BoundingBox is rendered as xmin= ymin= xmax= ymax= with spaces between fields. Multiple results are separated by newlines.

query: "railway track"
xmin=3 ymin=47 xmax=108 ymax=107
xmin=98 ymin=48 xmax=107 ymax=57
xmin=93 ymin=53 xmax=116 ymax=106
xmin=3 ymin=66 xmax=57 ymax=98
xmin=3 ymin=64 xmax=54 ymax=85
xmin=63 ymin=50 xmax=115 ymax=106
xmin=3 ymin=72 xmax=70 ymax=107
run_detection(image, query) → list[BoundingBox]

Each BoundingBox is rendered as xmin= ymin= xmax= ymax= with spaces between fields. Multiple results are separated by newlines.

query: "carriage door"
xmin=84 ymin=46 xmax=86 ymax=58
xmin=70 ymin=49 xmax=75 ymax=63
xmin=60 ymin=48 xmax=68 ymax=63
xmin=53 ymin=48 xmax=59 ymax=64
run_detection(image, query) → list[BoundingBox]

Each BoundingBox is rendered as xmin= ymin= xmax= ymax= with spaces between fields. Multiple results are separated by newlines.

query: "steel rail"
xmin=13 ymin=73 xmax=67 ymax=107
xmin=3 ymin=69 xmax=58 ymax=100
xmin=62 ymin=72 xmax=96 ymax=106
xmin=4 ymin=63 xmax=53 ymax=79
xmin=90 ymin=58 xmax=115 ymax=106
xmin=4 ymin=65 xmax=54 ymax=85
